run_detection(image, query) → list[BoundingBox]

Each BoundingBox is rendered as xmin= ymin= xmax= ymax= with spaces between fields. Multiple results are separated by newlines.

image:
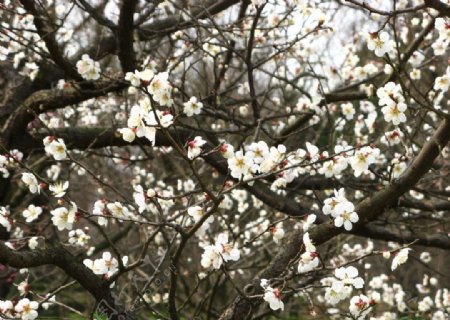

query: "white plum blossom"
xmin=334 ymin=201 xmax=359 ymax=231
xmin=381 ymin=130 xmax=403 ymax=146
xmin=349 ymin=294 xmax=374 ymax=319
xmin=435 ymin=18 xmax=450 ymax=41
xmin=0 ymin=207 xmax=11 ymax=232
xmin=200 ymin=233 xmax=240 ymax=269
xmin=323 ymin=189 xmax=359 ymax=230
xmin=187 ymin=136 xmax=207 ymax=159
xmin=187 ymin=205 xmax=213 ymax=237
xmin=119 ymin=98 xmax=173 ymax=145
xmin=297 ymin=251 xmax=320 ymax=273
xmin=350 ymin=146 xmax=380 ymax=177
xmin=434 ymin=69 xmax=449 ymax=92
xmin=247 ymin=141 xmax=270 ymax=164
xmin=118 ymin=128 xmax=136 ymax=143
xmin=219 ymin=143 xmax=234 ymax=159
xmin=270 ymin=224 xmax=285 ymax=244
xmin=133 ymin=185 xmax=147 ymax=213
xmin=324 ymin=279 xmax=353 ymax=305
xmin=22 ymin=204 xmax=43 ymax=223
xmin=391 ymin=248 xmax=411 ymax=271
xmin=83 ymin=252 xmax=126 ymax=277
xmin=14 ymin=298 xmax=39 ymax=320
xmin=125 ymin=71 xmax=141 ymax=87
xmin=183 ymin=96 xmax=203 ymax=117
xmin=51 ymin=202 xmax=77 ymax=231
xmin=341 ymin=102 xmax=355 ymax=120
xmin=21 ymin=173 xmax=40 ymax=194
xmin=303 ymin=232 xmax=316 ymax=253
xmin=28 ymin=237 xmax=39 ymax=250
xmin=391 ymin=158 xmax=407 ymax=179
xmin=302 ymin=214 xmax=317 ymax=232
xmin=107 ymin=202 xmax=131 ymax=220
xmin=334 ymin=266 xmax=364 ymax=289
xmin=49 ymin=181 xmax=69 ymax=198
xmin=148 ymin=72 xmax=173 ymax=106
xmin=93 ymin=200 xmax=108 ymax=226
xmin=382 ymin=103 xmax=407 ymax=125
xmin=367 ymin=32 xmax=392 ymax=57
xmin=260 ymin=279 xmax=284 ymax=311
xmin=420 ymin=252 xmax=431 ymax=264
xmin=377 ymin=82 xmax=407 ymax=125
xmin=76 ymin=54 xmax=100 ymax=80
xmin=43 ymin=137 xmax=68 ymax=160
xmin=227 ymin=150 xmax=254 ymax=179
xmin=68 ymin=229 xmax=91 ymax=247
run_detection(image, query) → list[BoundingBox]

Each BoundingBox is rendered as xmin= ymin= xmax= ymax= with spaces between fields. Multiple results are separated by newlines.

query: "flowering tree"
xmin=0 ymin=0 xmax=449 ymax=319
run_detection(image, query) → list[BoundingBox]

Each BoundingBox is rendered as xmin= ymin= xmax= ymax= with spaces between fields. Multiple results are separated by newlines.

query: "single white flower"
xmin=187 ymin=136 xmax=207 ymax=159
xmin=391 ymin=248 xmax=411 ymax=271
xmin=334 ymin=201 xmax=359 ymax=231
xmin=228 ymin=151 xmax=254 ymax=179
xmin=270 ymin=225 xmax=285 ymax=243
xmin=28 ymin=237 xmax=39 ymax=250
xmin=341 ymin=102 xmax=355 ymax=120
xmin=23 ymin=204 xmax=43 ymax=223
xmin=381 ymin=102 xmax=407 ymax=125
xmin=350 ymin=146 xmax=380 ymax=177
xmin=349 ymin=294 xmax=373 ymax=319
xmin=43 ymin=137 xmax=68 ymax=160
xmin=21 ymin=173 xmax=40 ymax=194
xmin=14 ymin=298 xmax=39 ymax=320
xmin=49 ymin=181 xmax=69 ymax=198
xmin=367 ymin=32 xmax=392 ymax=57
xmin=260 ymin=280 xmax=284 ymax=311
xmin=183 ymin=96 xmax=203 ymax=117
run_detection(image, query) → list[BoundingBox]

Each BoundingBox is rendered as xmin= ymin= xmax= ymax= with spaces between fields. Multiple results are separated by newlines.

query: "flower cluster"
xmin=432 ymin=18 xmax=449 ymax=56
xmin=323 ymin=266 xmax=364 ymax=305
xmin=200 ymin=233 xmax=240 ymax=269
xmin=76 ymin=54 xmax=101 ymax=80
xmin=119 ymin=97 xmax=173 ymax=144
xmin=377 ymin=82 xmax=407 ymax=125
xmin=349 ymin=146 xmax=380 ymax=177
xmin=227 ymin=141 xmax=289 ymax=182
xmin=68 ymin=229 xmax=91 ymax=247
xmin=298 ymin=232 xmax=320 ymax=273
xmin=51 ymin=202 xmax=77 ymax=231
xmin=323 ymin=188 xmax=359 ymax=231
xmin=83 ymin=252 xmax=127 ymax=278
xmin=0 ymin=150 xmax=22 ymax=178
xmin=318 ymin=144 xmax=351 ymax=178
